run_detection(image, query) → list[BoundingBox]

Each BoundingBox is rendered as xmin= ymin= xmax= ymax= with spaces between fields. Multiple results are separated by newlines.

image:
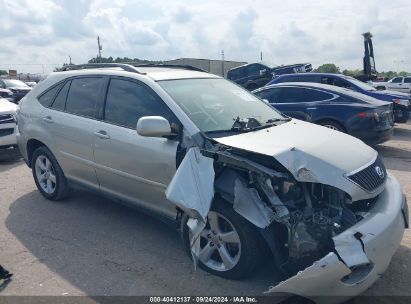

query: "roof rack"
xmin=130 ymin=63 xmax=206 ymax=72
xmin=58 ymin=63 xmax=207 ymax=74
xmin=59 ymin=63 xmax=146 ymax=74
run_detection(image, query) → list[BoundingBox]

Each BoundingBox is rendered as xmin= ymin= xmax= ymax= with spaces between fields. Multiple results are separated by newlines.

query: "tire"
xmin=319 ymin=120 xmax=345 ymax=132
xmin=246 ymin=83 xmax=258 ymax=91
xmin=31 ymin=146 xmax=70 ymax=201
xmin=182 ymin=200 xmax=265 ymax=280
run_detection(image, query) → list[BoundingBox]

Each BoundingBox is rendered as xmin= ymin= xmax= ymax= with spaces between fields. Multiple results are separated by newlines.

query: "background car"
xmin=0 ymin=79 xmax=32 ymax=103
xmin=226 ymin=62 xmax=312 ymax=91
xmin=268 ymin=73 xmax=410 ymax=123
xmin=0 ymin=88 xmax=14 ymax=102
xmin=25 ymin=81 xmax=37 ymax=88
xmin=0 ymin=97 xmax=20 ymax=160
xmin=253 ymin=82 xmax=394 ymax=145
xmin=372 ymin=76 xmax=411 ymax=93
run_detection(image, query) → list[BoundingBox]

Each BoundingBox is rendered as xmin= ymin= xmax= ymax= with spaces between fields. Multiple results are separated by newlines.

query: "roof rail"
xmin=59 ymin=63 xmax=146 ymax=74
xmin=129 ymin=63 xmax=206 ymax=72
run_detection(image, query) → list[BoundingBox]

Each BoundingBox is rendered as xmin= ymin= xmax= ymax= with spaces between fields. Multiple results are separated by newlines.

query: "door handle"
xmin=42 ymin=116 xmax=53 ymax=123
xmin=94 ymin=130 xmax=110 ymax=139
xmin=306 ymin=107 xmax=317 ymax=110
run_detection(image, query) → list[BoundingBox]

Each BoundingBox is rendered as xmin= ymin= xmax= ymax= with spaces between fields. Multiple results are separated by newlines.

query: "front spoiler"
xmin=267 ymin=173 xmax=407 ymax=303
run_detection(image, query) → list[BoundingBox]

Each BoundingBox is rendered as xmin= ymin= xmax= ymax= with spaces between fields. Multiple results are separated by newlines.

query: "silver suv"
xmin=16 ymin=64 xmax=408 ymax=300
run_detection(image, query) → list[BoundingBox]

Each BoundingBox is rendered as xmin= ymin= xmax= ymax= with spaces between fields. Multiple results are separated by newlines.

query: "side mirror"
xmin=136 ymin=116 xmax=172 ymax=138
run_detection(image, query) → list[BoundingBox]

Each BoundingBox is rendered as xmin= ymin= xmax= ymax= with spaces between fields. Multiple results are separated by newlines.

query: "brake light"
xmin=357 ymin=112 xmax=367 ymax=118
xmin=392 ymin=99 xmax=400 ymax=104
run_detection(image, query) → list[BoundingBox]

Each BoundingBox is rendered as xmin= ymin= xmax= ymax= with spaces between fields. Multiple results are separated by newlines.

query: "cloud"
xmin=1 ymin=0 xmax=411 ymax=73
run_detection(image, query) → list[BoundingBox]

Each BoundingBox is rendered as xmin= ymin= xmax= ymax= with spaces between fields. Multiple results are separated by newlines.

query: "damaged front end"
xmin=166 ymin=135 xmax=407 ymax=301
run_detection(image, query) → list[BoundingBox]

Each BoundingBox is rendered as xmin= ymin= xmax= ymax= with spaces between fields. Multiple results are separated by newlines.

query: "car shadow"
xmin=0 ymin=159 xmax=23 ymax=174
xmin=5 ymin=190 xmax=279 ymax=296
xmin=394 ymin=126 xmax=411 ymax=141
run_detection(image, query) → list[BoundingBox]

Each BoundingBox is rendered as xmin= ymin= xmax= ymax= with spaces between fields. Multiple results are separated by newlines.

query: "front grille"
xmin=0 ymin=128 xmax=14 ymax=137
xmin=345 ymin=156 xmax=387 ymax=192
xmin=0 ymin=114 xmax=14 ymax=124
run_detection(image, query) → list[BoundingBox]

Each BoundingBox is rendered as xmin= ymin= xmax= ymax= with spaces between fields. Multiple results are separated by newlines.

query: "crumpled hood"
xmin=215 ymin=119 xmax=378 ymax=200
xmin=0 ymin=98 xmax=18 ymax=113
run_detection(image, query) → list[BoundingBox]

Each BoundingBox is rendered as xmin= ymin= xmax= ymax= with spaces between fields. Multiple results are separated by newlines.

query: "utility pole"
xmin=260 ymin=51 xmax=263 ymax=61
xmin=394 ymin=60 xmax=404 ymax=74
xmin=97 ymin=36 xmax=102 ymax=62
xmin=68 ymin=55 xmax=72 ymax=65
xmin=221 ymin=50 xmax=225 ymax=77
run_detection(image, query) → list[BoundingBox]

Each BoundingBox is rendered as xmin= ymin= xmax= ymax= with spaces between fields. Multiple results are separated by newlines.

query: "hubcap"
xmin=323 ymin=124 xmax=339 ymax=131
xmin=35 ymin=155 xmax=57 ymax=194
xmin=195 ymin=211 xmax=241 ymax=272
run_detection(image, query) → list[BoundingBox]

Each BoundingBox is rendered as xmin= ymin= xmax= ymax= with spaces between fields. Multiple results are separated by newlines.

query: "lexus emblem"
xmin=375 ymin=166 xmax=385 ymax=179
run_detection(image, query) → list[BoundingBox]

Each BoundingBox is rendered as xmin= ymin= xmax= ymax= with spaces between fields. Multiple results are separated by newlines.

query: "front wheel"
xmin=32 ymin=146 xmax=70 ymax=201
xmin=182 ymin=201 xmax=265 ymax=279
xmin=319 ymin=120 xmax=345 ymax=132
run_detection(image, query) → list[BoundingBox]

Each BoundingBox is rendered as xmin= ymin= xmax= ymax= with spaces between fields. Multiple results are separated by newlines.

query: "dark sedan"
xmin=253 ymin=82 xmax=394 ymax=145
xmin=0 ymin=79 xmax=32 ymax=103
xmin=268 ymin=73 xmax=410 ymax=123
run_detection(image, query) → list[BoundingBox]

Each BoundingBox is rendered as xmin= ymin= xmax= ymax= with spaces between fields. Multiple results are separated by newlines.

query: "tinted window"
xmin=391 ymin=77 xmax=403 ymax=83
xmin=266 ymin=87 xmax=333 ymax=103
xmin=404 ymin=77 xmax=411 ymax=83
xmin=256 ymin=88 xmax=282 ymax=103
xmin=65 ymin=78 xmax=104 ymax=118
xmin=228 ymin=68 xmax=244 ymax=80
xmin=38 ymin=83 xmax=64 ymax=107
xmin=321 ymin=77 xmax=352 ymax=89
xmin=104 ymin=78 xmax=175 ymax=129
xmin=51 ymin=81 xmax=70 ymax=111
xmin=247 ymin=64 xmax=265 ymax=76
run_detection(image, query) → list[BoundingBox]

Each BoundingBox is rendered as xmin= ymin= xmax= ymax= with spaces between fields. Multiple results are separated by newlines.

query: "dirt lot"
xmin=0 ymin=123 xmax=410 ymax=301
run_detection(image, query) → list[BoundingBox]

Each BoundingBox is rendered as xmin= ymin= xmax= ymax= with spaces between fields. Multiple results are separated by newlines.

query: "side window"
xmin=37 ymin=82 xmax=64 ymax=107
xmin=247 ymin=64 xmax=262 ymax=76
xmin=301 ymin=89 xmax=333 ymax=102
xmin=404 ymin=77 xmax=411 ymax=84
xmin=104 ymin=78 xmax=176 ymax=129
xmin=391 ymin=77 xmax=403 ymax=83
xmin=51 ymin=81 xmax=71 ymax=111
xmin=256 ymin=88 xmax=282 ymax=103
xmin=65 ymin=77 xmax=105 ymax=118
xmin=276 ymin=87 xmax=304 ymax=103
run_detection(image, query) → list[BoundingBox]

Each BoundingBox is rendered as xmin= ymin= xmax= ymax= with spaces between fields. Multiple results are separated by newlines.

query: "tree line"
xmin=314 ymin=63 xmax=409 ymax=79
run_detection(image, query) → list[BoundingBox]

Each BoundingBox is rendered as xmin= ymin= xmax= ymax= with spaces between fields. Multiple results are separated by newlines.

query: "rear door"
xmin=92 ymin=77 xmax=180 ymax=218
xmin=42 ymin=76 xmax=106 ymax=190
xmin=404 ymin=77 xmax=411 ymax=92
xmin=387 ymin=77 xmax=404 ymax=91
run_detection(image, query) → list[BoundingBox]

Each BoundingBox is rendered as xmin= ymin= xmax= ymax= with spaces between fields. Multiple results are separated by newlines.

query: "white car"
xmin=0 ymin=98 xmax=20 ymax=159
xmin=373 ymin=76 xmax=411 ymax=93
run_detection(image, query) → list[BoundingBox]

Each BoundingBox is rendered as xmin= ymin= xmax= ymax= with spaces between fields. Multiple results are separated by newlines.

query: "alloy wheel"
xmin=35 ymin=155 xmax=57 ymax=194
xmin=196 ymin=211 xmax=241 ymax=272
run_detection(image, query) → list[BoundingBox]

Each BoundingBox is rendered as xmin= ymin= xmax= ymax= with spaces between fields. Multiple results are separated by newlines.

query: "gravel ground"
xmin=0 ymin=123 xmax=410 ymax=302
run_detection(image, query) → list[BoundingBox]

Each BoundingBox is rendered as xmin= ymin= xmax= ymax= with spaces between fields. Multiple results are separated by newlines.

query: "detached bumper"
xmin=267 ymin=174 xmax=407 ymax=303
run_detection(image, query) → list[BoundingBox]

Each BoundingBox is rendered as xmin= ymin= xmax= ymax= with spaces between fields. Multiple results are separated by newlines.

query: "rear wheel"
xmin=246 ymin=83 xmax=258 ymax=91
xmin=319 ymin=120 xmax=345 ymax=132
xmin=182 ymin=201 xmax=265 ymax=279
xmin=32 ymin=146 xmax=70 ymax=201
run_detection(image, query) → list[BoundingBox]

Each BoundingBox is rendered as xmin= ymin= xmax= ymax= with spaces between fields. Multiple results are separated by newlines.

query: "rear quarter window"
xmin=37 ymin=82 xmax=64 ymax=107
xmin=404 ymin=77 xmax=411 ymax=84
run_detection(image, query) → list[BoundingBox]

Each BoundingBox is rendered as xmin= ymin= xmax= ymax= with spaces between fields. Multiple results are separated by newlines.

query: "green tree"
xmin=314 ymin=64 xmax=340 ymax=74
xmin=398 ymin=71 xmax=408 ymax=77
xmin=0 ymin=70 xmax=8 ymax=76
xmin=342 ymin=69 xmax=362 ymax=77
xmin=53 ymin=63 xmax=74 ymax=72
xmin=88 ymin=56 xmax=162 ymax=64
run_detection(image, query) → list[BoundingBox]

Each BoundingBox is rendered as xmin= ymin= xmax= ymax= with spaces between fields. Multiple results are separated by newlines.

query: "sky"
xmin=1 ymin=0 xmax=411 ymax=74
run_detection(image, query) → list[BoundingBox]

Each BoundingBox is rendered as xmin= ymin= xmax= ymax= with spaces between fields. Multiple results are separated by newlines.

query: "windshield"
xmin=158 ymin=78 xmax=285 ymax=133
xmin=344 ymin=76 xmax=376 ymax=91
xmin=3 ymin=79 xmax=30 ymax=88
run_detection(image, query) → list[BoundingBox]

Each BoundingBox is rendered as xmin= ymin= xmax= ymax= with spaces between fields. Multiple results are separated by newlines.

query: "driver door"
xmin=92 ymin=77 xmax=180 ymax=219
